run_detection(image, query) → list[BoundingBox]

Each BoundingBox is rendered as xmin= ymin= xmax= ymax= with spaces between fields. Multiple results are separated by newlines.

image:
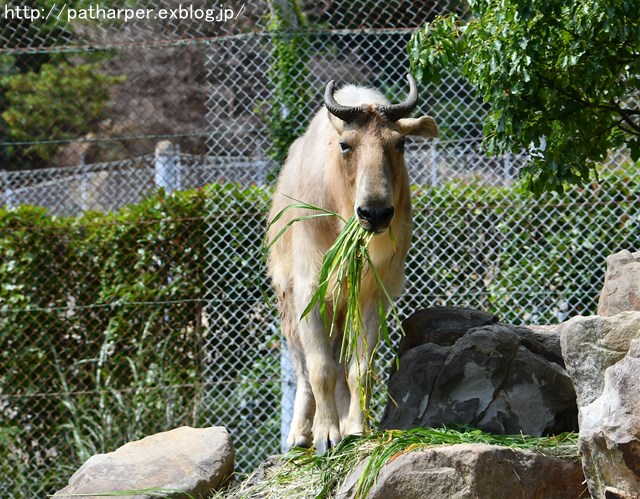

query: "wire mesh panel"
xmin=1 ymin=0 xmax=639 ymax=496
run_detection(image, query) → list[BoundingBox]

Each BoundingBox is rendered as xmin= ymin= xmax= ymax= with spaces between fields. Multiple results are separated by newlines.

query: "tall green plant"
xmin=265 ymin=0 xmax=311 ymax=165
xmin=0 ymin=187 xmax=211 ymax=494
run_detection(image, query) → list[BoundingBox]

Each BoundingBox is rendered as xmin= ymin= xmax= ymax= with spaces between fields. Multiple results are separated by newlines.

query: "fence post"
xmin=80 ymin=160 xmax=90 ymax=212
xmin=1 ymin=170 xmax=16 ymax=208
xmin=155 ymin=141 xmax=182 ymax=193
xmin=430 ymin=140 xmax=439 ymax=186
xmin=504 ymin=153 xmax=512 ymax=185
xmin=280 ymin=343 xmax=295 ymax=452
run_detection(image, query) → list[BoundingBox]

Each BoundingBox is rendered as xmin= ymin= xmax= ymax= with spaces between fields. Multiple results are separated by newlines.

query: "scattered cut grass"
xmin=219 ymin=427 xmax=580 ymax=499
xmin=51 ymin=487 xmax=195 ymax=497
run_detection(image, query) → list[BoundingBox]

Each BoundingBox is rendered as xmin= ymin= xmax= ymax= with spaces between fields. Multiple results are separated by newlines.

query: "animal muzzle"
xmin=356 ymin=206 xmax=395 ymax=233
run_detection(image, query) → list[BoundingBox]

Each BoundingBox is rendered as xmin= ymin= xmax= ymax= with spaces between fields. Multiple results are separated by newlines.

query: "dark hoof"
xmin=315 ymin=436 xmax=340 ymax=455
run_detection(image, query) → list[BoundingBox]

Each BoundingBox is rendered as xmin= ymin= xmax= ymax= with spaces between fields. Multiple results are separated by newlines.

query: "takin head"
xmin=324 ymin=74 xmax=438 ymax=233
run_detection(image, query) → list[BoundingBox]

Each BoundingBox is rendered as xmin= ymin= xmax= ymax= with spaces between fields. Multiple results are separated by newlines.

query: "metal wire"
xmin=1 ymin=1 xmax=638 ymax=496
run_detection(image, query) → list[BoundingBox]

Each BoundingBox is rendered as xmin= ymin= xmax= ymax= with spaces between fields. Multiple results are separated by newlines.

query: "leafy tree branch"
xmin=409 ymin=0 xmax=640 ymax=193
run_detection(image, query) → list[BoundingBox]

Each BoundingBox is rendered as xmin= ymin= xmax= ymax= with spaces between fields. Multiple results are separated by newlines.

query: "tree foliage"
xmin=2 ymin=62 xmax=124 ymax=162
xmin=0 ymin=0 xmax=119 ymax=169
xmin=409 ymin=0 xmax=640 ymax=193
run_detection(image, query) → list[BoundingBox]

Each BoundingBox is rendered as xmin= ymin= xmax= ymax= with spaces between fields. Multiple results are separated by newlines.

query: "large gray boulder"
xmin=335 ymin=443 xmax=586 ymax=499
xmin=379 ymin=307 xmax=577 ymax=436
xmin=55 ymin=426 xmax=234 ymax=499
xmin=598 ymin=250 xmax=640 ymax=316
xmin=560 ymin=312 xmax=640 ymax=407
xmin=560 ymin=313 xmax=640 ymax=498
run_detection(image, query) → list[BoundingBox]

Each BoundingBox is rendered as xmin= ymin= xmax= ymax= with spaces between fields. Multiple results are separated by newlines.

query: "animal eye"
xmin=396 ymin=139 xmax=406 ymax=152
xmin=339 ymin=141 xmax=351 ymax=154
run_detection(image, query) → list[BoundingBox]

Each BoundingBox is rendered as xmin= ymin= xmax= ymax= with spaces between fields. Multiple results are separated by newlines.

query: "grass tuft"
xmin=220 ymin=428 xmax=580 ymax=499
xmin=51 ymin=487 xmax=195 ymax=497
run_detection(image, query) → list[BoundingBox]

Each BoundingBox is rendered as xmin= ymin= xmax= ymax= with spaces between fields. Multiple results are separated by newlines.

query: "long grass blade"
xmin=266 ymin=212 xmax=336 ymax=251
xmin=267 ymin=198 xmax=403 ymax=429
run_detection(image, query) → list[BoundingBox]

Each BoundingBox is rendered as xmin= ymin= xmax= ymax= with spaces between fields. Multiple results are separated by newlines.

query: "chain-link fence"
xmin=1 ymin=1 xmax=639 ymax=497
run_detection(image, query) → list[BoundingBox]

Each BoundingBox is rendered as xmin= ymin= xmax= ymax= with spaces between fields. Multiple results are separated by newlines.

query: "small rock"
xmin=335 ymin=443 xmax=587 ymax=499
xmin=55 ymin=426 xmax=234 ymax=499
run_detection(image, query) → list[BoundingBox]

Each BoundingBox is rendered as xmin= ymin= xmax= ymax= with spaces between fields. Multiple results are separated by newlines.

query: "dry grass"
xmin=214 ymin=428 xmax=580 ymax=499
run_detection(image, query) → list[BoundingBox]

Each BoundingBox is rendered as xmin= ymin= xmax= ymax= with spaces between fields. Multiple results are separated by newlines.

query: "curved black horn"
xmin=378 ymin=74 xmax=419 ymax=122
xmin=324 ymin=80 xmax=366 ymax=123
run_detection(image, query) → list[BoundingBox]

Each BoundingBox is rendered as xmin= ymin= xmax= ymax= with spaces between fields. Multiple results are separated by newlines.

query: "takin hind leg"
xmin=286 ymin=345 xmax=315 ymax=449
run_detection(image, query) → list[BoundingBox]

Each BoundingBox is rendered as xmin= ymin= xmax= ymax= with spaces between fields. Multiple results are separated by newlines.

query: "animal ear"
xmin=396 ymin=116 xmax=438 ymax=138
xmin=327 ymin=111 xmax=345 ymax=134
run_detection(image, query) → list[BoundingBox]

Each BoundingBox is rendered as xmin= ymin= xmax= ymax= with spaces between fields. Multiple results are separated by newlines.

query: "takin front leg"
xmin=342 ymin=306 xmax=380 ymax=437
xmin=335 ymin=362 xmax=351 ymax=436
xmin=278 ymin=288 xmax=315 ymax=449
xmin=297 ymin=310 xmax=342 ymax=454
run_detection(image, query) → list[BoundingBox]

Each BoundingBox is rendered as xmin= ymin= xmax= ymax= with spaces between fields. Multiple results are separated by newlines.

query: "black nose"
xmin=356 ymin=206 xmax=395 ymax=232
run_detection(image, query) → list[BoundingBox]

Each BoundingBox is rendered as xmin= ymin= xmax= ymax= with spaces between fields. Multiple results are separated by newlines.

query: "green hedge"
xmin=0 ymin=183 xmax=273 ymax=494
xmin=410 ymin=163 xmax=640 ymax=323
